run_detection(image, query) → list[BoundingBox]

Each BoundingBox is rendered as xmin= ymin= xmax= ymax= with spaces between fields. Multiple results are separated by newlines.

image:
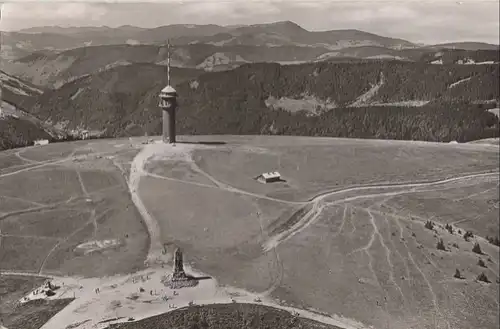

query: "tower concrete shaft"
xmin=162 ymin=107 xmax=176 ymax=144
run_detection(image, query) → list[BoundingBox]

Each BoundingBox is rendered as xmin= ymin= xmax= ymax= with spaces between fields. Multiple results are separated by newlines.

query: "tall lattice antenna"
xmin=167 ymin=39 xmax=171 ymax=86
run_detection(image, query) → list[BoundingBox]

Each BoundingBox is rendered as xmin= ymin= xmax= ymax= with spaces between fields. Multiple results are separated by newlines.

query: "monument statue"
xmin=172 ymin=247 xmax=186 ymax=280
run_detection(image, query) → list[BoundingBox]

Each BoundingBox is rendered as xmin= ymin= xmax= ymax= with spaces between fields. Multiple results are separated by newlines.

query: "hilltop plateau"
xmin=0 ymin=135 xmax=498 ymax=329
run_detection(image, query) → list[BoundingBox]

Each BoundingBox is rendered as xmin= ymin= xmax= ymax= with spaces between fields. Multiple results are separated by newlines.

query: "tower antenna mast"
xmin=167 ymin=39 xmax=171 ymax=86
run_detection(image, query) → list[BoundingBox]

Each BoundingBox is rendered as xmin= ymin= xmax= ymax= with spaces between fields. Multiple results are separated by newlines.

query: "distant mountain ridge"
xmin=17 ymin=25 xmax=147 ymax=35
xmin=428 ymin=42 xmax=500 ymax=51
xmin=2 ymin=42 xmax=498 ymax=89
xmin=11 ymin=22 xmax=499 ymax=52
xmin=2 ymin=21 xmax=419 ymax=60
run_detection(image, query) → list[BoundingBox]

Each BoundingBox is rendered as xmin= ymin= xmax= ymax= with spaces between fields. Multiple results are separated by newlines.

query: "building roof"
xmin=161 ymin=85 xmax=177 ymax=93
xmin=261 ymin=171 xmax=281 ymax=179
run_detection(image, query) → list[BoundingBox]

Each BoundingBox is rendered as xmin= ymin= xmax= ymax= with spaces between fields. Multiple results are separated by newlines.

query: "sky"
xmin=0 ymin=0 xmax=499 ymax=45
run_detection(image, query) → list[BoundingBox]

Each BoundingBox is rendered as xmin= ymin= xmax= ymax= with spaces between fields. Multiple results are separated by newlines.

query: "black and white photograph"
xmin=0 ymin=0 xmax=498 ymax=328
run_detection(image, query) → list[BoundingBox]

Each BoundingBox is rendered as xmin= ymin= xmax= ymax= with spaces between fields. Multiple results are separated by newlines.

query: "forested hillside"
xmin=0 ymin=70 xmax=44 ymax=109
xmin=0 ymin=71 xmax=60 ymax=150
xmin=0 ymin=117 xmax=52 ymax=150
xmin=26 ymin=61 xmax=499 ymax=143
xmin=29 ymin=63 xmax=203 ymax=136
xmin=4 ymin=42 xmax=498 ymax=90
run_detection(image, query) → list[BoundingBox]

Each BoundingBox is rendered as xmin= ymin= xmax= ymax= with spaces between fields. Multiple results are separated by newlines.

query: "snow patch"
xmin=448 ymin=77 xmax=472 ymax=89
xmin=365 ymin=55 xmax=404 ymax=60
xmin=207 ymin=37 xmax=236 ymax=46
xmin=317 ymin=52 xmax=340 ymax=60
xmin=476 ymin=61 xmax=496 ymax=65
xmin=196 ymin=53 xmax=231 ymax=69
xmin=2 ymin=83 xmax=29 ymax=96
xmin=488 ymin=108 xmax=499 ymax=118
xmin=324 ymin=40 xmax=383 ymax=50
xmin=265 ymin=95 xmax=337 ymax=115
xmin=189 ymin=80 xmax=199 ymax=90
xmin=278 ymin=60 xmax=310 ymax=65
xmin=348 ymin=72 xmax=385 ymax=107
xmin=101 ymin=60 xmax=132 ymax=72
xmin=370 ymin=100 xmax=430 ymax=107
xmin=0 ymin=101 xmax=21 ymax=119
xmin=75 ymin=239 xmax=123 ymax=255
xmin=70 ymin=88 xmax=85 ymax=100
xmin=196 ymin=52 xmax=247 ymax=70
xmin=0 ymin=71 xmax=43 ymax=95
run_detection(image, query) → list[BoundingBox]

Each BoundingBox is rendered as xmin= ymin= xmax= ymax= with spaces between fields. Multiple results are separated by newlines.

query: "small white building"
xmin=255 ymin=171 xmax=282 ymax=184
xmin=34 ymin=139 xmax=49 ymax=146
xmin=488 ymin=108 xmax=499 ymax=121
xmin=81 ymin=130 xmax=90 ymax=140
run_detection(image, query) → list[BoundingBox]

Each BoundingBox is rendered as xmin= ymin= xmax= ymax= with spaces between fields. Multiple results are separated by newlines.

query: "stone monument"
xmin=161 ymin=247 xmax=198 ymax=289
xmin=172 ymin=247 xmax=187 ymax=280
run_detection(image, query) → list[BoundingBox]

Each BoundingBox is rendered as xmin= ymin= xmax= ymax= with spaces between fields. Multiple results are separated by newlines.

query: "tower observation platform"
xmin=159 ymin=40 xmax=178 ymax=144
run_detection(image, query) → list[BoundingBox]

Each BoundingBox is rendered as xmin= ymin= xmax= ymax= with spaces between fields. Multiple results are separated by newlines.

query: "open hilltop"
xmin=0 ymin=135 xmax=498 ymax=329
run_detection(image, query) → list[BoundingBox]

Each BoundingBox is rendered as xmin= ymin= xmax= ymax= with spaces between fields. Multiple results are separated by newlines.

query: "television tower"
xmin=159 ymin=40 xmax=178 ymax=144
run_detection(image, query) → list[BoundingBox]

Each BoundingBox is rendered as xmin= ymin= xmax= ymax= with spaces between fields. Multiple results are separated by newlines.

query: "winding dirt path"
xmin=128 ymin=143 xmax=167 ymax=265
xmin=262 ymin=171 xmax=498 ymax=251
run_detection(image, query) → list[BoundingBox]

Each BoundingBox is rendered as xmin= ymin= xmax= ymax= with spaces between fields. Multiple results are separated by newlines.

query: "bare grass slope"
xmin=0 ymin=136 xmax=498 ymax=329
